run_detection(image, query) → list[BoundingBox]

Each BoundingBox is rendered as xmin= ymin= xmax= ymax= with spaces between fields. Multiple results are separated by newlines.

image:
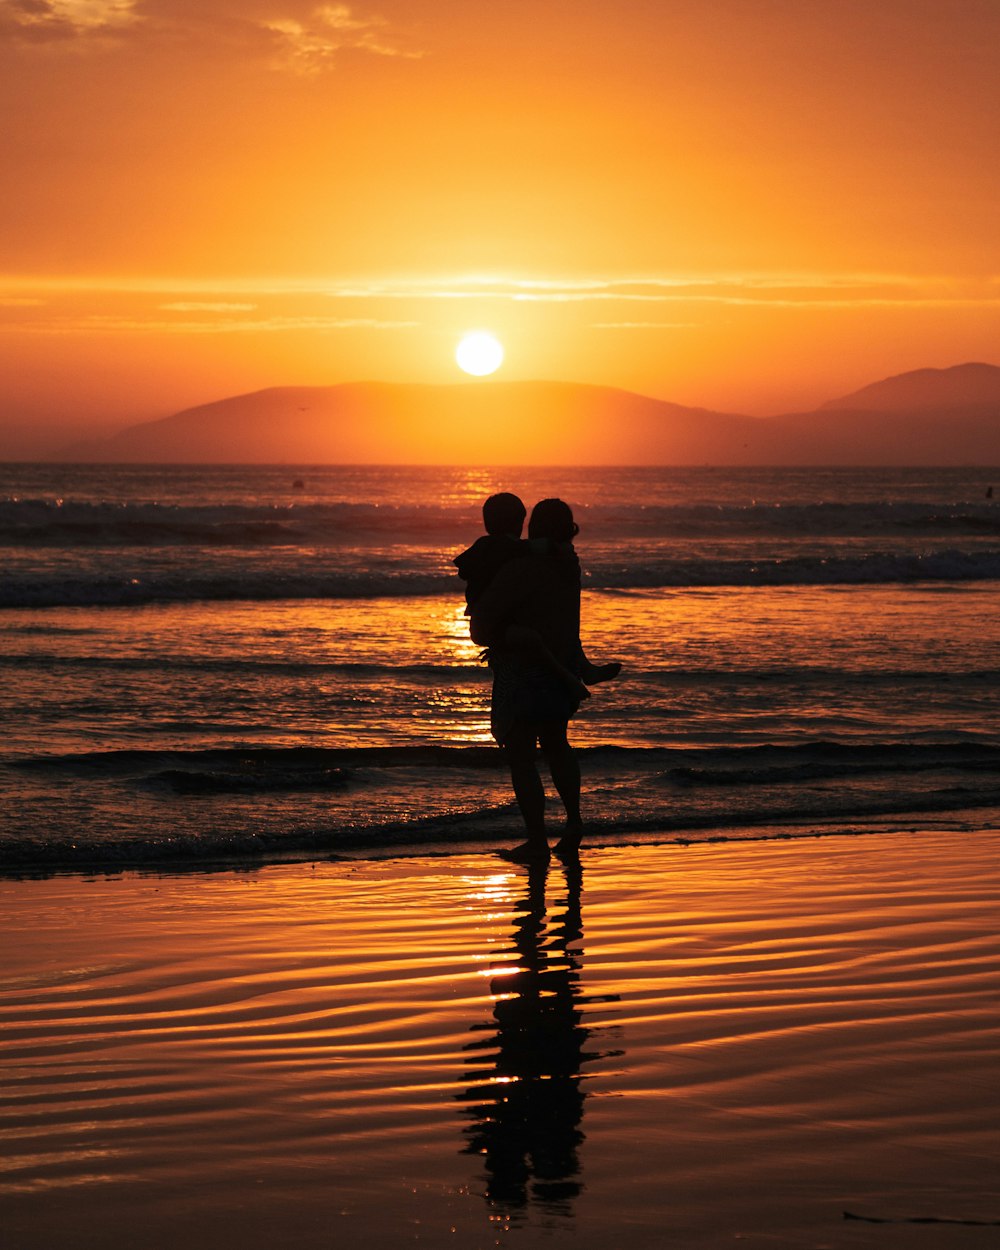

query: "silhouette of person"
xmin=469 ymin=499 xmax=591 ymax=862
xmin=457 ymin=857 xmax=617 ymax=1218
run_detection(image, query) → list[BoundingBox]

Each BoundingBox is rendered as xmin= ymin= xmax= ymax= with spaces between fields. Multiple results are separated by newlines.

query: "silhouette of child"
xmin=454 ymin=492 xmax=621 ymax=697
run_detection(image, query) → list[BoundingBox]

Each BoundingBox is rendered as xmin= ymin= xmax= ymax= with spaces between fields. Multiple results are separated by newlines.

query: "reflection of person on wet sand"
xmin=469 ymin=498 xmax=608 ymax=863
xmin=458 ymin=858 xmax=605 ymax=1216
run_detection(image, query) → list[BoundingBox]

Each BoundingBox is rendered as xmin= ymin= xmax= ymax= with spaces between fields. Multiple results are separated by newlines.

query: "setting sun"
xmin=455 ymin=332 xmax=504 ymax=377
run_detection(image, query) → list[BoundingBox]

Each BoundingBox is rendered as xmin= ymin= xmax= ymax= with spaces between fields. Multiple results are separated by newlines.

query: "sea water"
xmin=1 ymin=464 xmax=999 ymax=869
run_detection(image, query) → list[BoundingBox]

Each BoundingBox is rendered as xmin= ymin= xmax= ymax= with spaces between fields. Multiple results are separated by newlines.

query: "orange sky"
xmin=1 ymin=0 xmax=998 ymax=455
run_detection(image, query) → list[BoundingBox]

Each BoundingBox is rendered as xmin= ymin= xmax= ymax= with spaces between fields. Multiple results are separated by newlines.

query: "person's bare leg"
xmin=579 ymin=646 xmax=621 ymax=685
xmin=580 ymin=658 xmax=622 ymax=685
xmin=501 ymin=723 xmax=550 ymax=861
xmin=505 ymin=625 xmax=589 ymax=701
xmin=538 ymin=721 xmax=582 ymax=856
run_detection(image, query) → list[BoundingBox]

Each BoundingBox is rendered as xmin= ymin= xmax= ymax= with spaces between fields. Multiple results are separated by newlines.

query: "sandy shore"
xmin=2 ymin=828 xmax=999 ymax=1248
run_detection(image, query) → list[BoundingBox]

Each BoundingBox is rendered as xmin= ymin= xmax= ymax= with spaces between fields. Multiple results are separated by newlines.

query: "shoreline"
xmin=3 ymin=806 xmax=1000 ymax=879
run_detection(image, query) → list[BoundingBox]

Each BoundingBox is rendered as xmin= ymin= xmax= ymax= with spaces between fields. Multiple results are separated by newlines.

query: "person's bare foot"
xmin=498 ymin=841 xmax=550 ymax=864
xmin=554 ymin=823 xmax=583 ymax=859
xmin=581 ymin=661 xmax=621 ymax=685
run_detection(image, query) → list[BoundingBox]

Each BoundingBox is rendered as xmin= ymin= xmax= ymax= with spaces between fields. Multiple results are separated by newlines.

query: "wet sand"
xmin=2 ymin=829 xmax=999 ymax=1248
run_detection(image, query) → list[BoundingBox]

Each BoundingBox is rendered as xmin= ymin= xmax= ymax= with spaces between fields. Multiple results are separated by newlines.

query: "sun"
xmin=455 ymin=331 xmax=504 ymax=376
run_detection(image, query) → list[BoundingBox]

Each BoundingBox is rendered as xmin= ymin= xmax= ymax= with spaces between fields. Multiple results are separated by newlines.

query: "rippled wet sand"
xmin=3 ymin=831 xmax=999 ymax=1248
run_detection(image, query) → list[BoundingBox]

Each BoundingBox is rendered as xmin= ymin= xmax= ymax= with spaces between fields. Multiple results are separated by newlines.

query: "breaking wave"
xmin=3 ymin=550 xmax=1000 ymax=608
xmin=3 ymin=496 xmax=1000 ymax=547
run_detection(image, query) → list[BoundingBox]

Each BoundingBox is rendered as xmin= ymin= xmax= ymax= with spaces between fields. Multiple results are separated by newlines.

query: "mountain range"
xmin=58 ymin=362 xmax=1000 ymax=465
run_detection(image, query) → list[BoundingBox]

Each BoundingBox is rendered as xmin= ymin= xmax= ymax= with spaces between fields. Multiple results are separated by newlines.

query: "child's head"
xmin=528 ymin=498 xmax=578 ymax=543
xmin=483 ymin=492 xmax=526 ymax=537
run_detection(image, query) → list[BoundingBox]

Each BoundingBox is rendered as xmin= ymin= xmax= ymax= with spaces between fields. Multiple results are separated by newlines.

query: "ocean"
xmin=2 ymin=463 xmax=999 ymax=871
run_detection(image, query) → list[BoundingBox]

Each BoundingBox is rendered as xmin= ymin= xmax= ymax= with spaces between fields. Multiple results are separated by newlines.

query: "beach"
xmin=3 ymin=829 xmax=999 ymax=1248
xmin=2 ymin=462 xmax=999 ymax=1243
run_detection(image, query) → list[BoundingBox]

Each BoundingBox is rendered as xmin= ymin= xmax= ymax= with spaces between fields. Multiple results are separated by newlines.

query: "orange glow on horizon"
xmin=0 ymin=2 xmax=998 ymax=456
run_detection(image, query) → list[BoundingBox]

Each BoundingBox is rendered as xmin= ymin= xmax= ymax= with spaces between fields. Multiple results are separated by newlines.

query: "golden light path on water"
xmin=4 ymin=579 xmax=996 ymax=761
xmin=2 ymin=831 xmax=1000 ymax=1248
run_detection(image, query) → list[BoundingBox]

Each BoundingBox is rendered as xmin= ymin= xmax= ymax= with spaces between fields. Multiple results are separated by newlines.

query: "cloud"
xmin=262 ymin=4 xmax=422 ymax=71
xmin=160 ymin=301 xmax=258 ymax=312
xmin=7 ymin=311 xmax=418 ymax=334
xmin=1 ymin=1 xmax=422 ymax=63
xmin=1 ymin=0 xmax=139 ymax=39
xmin=318 ymin=274 xmax=1000 ymax=309
xmin=4 ymin=272 xmax=999 ymax=318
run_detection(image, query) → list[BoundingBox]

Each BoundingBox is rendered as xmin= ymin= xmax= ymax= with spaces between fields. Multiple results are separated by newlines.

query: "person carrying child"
xmin=458 ymin=495 xmax=619 ymax=862
xmin=454 ymin=492 xmax=620 ymax=699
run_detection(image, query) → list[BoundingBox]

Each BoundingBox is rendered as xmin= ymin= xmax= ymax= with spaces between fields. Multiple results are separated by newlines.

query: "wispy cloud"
xmin=262 ymin=4 xmax=422 ymax=72
xmin=3 ymin=273 xmax=999 ymax=321
xmin=8 ymin=312 xmax=418 ymax=334
xmin=1 ymin=0 xmax=139 ymax=39
xmin=1 ymin=1 xmax=423 ymax=62
xmin=317 ymin=274 xmax=1000 ymax=308
xmin=593 ymin=322 xmax=699 ymax=329
xmin=160 ymin=302 xmax=258 ymax=313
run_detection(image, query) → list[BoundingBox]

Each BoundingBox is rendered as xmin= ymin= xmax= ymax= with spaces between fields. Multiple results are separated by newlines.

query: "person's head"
xmin=483 ymin=492 xmax=526 ymax=537
xmin=528 ymin=497 xmax=579 ymax=543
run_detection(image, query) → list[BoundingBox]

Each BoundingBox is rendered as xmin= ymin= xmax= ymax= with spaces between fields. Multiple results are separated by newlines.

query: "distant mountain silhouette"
xmin=61 ymin=381 xmax=767 ymax=465
xmin=58 ymin=365 xmax=1000 ymax=465
xmin=820 ymin=362 xmax=1000 ymax=411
